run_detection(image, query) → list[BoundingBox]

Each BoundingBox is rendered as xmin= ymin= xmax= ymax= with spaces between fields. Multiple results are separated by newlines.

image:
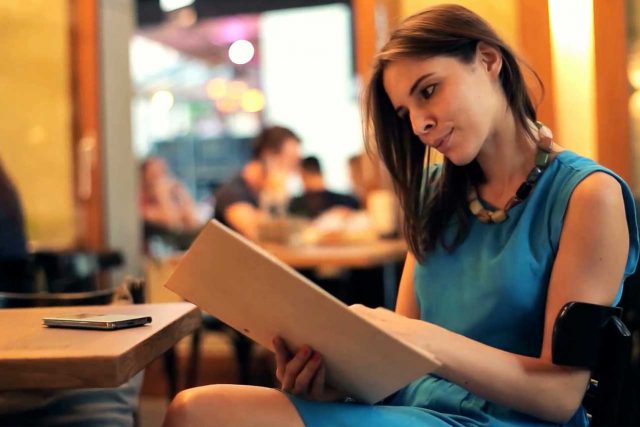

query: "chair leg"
xmin=232 ymin=332 xmax=253 ymax=384
xmin=185 ymin=328 xmax=202 ymax=388
xmin=162 ymin=347 xmax=179 ymax=399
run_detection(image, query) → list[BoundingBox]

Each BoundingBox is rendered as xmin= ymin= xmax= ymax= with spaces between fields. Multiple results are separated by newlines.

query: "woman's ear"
xmin=476 ymin=41 xmax=502 ymax=78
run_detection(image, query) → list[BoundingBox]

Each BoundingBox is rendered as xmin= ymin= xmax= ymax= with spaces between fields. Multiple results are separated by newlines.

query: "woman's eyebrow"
xmin=409 ymin=73 xmax=435 ymax=97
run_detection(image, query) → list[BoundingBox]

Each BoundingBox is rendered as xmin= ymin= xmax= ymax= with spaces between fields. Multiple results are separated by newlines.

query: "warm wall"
xmin=0 ymin=1 xmax=75 ymax=246
xmin=399 ymin=1 xmax=519 ymax=48
xmin=548 ymin=0 xmax=596 ymax=159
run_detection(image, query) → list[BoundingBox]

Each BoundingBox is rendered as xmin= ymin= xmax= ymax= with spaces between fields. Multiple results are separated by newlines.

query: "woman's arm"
xmin=395 ymin=252 xmax=420 ymax=319
xmin=355 ymin=172 xmax=630 ymax=423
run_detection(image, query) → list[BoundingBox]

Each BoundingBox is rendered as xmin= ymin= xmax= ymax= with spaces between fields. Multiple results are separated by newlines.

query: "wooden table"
xmin=262 ymin=239 xmax=407 ymax=308
xmin=261 ymin=238 xmax=407 ymax=269
xmin=0 ymin=302 xmax=201 ymax=391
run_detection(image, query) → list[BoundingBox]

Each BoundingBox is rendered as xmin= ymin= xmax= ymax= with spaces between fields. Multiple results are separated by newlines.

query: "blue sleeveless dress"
xmin=288 ymin=151 xmax=639 ymax=426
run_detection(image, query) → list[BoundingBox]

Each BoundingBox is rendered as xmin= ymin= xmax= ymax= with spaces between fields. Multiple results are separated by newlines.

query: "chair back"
xmin=32 ymin=250 xmax=124 ymax=293
xmin=586 ymin=316 xmax=631 ymax=426
xmin=552 ymin=301 xmax=631 ymax=426
xmin=0 ymin=258 xmax=35 ymax=292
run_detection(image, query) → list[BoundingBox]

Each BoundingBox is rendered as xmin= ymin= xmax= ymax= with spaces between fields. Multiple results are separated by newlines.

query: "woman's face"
xmin=144 ymin=158 xmax=168 ymax=183
xmin=382 ymin=48 xmax=503 ymax=166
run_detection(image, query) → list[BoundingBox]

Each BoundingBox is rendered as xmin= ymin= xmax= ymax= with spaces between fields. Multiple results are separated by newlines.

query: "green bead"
xmin=535 ymin=150 xmax=549 ymax=168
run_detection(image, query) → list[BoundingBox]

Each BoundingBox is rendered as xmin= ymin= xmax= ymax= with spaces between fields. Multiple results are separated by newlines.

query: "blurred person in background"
xmin=213 ymin=125 xmax=301 ymax=240
xmin=140 ymin=156 xmax=202 ymax=253
xmin=0 ymin=158 xmax=31 ymax=292
xmin=289 ymin=156 xmax=360 ymax=219
xmin=347 ymin=153 xmax=367 ymax=205
xmin=140 ymin=156 xmax=201 ymax=231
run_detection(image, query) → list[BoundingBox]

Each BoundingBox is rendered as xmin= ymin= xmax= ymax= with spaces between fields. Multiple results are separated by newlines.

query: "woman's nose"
xmin=411 ymin=114 xmax=436 ymax=137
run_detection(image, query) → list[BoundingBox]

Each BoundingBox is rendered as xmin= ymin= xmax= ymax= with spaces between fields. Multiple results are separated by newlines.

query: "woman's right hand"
xmin=273 ymin=336 xmax=347 ymax=402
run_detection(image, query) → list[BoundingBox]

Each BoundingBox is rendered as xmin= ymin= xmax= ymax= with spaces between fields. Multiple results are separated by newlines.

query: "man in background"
xmin=289 ymin=156 xmax=360 ymax=218
xmin=214 ymin=125 xmax=301 ymax=239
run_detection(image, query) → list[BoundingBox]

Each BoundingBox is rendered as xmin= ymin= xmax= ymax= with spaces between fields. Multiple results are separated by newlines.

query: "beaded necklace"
xmin=467 ymin=122 xmax=553 ymax=224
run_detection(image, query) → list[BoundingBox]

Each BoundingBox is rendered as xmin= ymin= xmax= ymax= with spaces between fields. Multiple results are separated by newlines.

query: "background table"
xmin=0 ymin=302 xmax=200 ymax=391
xmin=260 ymin=238 xmax=407 ymax=269
xmin=262 ymin=239 xmax=407 ymax=308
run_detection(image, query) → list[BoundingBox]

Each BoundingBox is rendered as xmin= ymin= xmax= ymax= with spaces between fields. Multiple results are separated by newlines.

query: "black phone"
xmin=43 ymin=313 xmax=152 ymax=330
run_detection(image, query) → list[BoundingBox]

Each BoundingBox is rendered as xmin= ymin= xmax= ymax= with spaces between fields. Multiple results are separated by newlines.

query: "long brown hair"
xmin=363 ymin=4 xmax=542 ymax=262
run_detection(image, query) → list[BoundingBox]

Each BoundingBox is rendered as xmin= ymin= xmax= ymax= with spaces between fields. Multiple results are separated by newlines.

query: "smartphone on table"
xmin=42 ymin=313 xmax=152 ymax=330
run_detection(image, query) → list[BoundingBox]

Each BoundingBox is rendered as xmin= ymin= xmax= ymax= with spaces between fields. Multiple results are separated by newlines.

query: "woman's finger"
xmin=273 ymin=337 xmax=291 ymax=382
xmin=281 ymin=346 xmax=313 ymax=391
xmin=308 ymin=354 xmax=326 ymax=399
xmin=292 ymin=352 xmax=322 ymax=396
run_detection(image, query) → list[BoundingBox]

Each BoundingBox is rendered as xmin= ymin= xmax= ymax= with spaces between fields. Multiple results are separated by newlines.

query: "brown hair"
xmin=363 ymin=4 xmax=542 ymax=262
xmin=252 ymin=126 xmax=301 ymax=160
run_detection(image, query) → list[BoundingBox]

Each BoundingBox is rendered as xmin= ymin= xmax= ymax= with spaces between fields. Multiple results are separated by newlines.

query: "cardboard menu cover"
xmin=164 ymin=220 xmax=440 ymax=404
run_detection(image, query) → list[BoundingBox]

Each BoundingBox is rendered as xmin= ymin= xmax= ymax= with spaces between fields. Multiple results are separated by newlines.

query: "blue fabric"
xmin=288 ymin=151 xmax=640 ymax=426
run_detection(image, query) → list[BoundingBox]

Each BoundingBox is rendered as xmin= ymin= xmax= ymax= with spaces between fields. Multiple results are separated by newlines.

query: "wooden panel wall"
xmin=517 ymin=0 xmax=556 ymax=131
xmin=593 ymin=0 xmax=632 ymax=182
xmin=69 ymin=0 xmax=104 ymax=249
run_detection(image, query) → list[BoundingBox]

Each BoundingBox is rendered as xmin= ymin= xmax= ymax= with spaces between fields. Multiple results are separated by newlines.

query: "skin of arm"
xmin=224 ymin=202 xmax=263 ymax=240
xmin=142 ymin=177 xmax=181 ymax=229
xmin=172 ymin=181 xmax=201 ymax=229
xmin=352 ymin=172 xmax=629 ymax=423
xmin=394 ymin=252 xmax=420 ymax=318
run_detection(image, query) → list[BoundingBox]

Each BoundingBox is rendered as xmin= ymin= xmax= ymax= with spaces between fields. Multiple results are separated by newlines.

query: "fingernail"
xmin=312 ymin=352 xmax=322 ymax=363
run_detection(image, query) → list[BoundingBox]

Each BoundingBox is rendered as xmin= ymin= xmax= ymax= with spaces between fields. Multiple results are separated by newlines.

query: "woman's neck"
xmin=474 ymin=112 xmax=537 ymax=202
xmin=477 ymin=111 xmax=536 ymax=189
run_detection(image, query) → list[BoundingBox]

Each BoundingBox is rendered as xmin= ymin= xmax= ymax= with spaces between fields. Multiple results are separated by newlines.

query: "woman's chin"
xmin=444 ymin=150 xmax=475 ymax=167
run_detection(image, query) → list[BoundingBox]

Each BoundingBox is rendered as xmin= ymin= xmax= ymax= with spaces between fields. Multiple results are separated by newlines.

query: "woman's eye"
xmin=420 ymin=84 xmax=436 ymax=100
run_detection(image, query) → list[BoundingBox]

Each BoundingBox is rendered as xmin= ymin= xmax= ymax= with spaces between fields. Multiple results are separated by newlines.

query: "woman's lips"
xmin=433 ymin=128 xmax=453 ymax=151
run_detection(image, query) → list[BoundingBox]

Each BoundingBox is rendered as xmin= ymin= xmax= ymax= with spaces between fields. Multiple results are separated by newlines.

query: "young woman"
xmin=163 ymin=5 xmax=639 ymax=426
